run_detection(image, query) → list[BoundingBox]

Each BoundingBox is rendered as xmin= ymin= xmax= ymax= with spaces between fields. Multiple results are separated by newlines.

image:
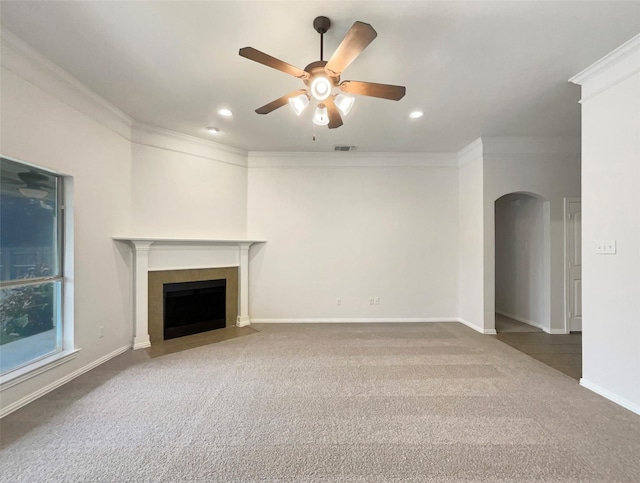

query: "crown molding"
xmin=457 ymin=138 xmax=483 ymax=167
xmin=131 ymin=122 xmax=248 ymax=167
xmin=569 ymin=33 xmax=640 ymax=102
xmin=1 ymin=28 xmax=133 ymax=140
xmin=247 ymin=151 xmax=458 ymax=168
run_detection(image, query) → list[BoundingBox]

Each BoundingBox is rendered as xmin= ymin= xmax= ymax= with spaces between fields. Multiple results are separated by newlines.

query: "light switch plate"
xmin=596 ymin=240 xmax=616 ymax=254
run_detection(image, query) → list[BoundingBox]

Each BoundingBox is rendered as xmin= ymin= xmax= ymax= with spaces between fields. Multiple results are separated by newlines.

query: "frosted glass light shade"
xmin=310 ymin=76 xmax=331 ymax=101
xmin=19 ymin=187 xmax=48 ymax=199
xmin=312 ymin=105 xmax=329 ymax=126
xmin=334 ymin=94 xmax=355 ymax=116
xmin=288 ymin=94 xmax=309 ymax=115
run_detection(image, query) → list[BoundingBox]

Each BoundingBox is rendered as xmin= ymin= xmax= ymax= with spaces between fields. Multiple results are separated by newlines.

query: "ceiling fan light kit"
xmin=239 ymin=16 xmax=406 ymax=135
xmin=313 ymin=104 xmax=330 ymax=126
xmin=19 ymin=187 xmax=49 ymax=199
xmin=288 ymin=93 xmax=310 ymax=116
xmin=334 ymin=94 xmax=355 ymax=116
xmin=310 ymin=76 xmax=332 ymax=101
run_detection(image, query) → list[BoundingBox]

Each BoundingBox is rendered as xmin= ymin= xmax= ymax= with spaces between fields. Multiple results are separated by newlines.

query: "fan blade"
xmin=239 ymin=47 xmax=309 ymax=80
xmin=324 ymin=96 xmax=343 ymax=129
xmin=325 ymin=21 xmax=377 ymax=77
xmin=339 ymin=80 xmax=406 ymax=101
xmin=255 ymin=89 xmax=308 ymax=115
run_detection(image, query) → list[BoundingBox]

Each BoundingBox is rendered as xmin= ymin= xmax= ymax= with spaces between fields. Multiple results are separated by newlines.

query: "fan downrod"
xmin=314 ymin=16 xmax=330 ymax=61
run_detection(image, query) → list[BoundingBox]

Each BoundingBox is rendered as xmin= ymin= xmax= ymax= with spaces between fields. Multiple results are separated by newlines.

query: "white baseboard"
xmin=495 ymin=310 xmax=550 ymax=333
xmin=251 ymin=317 xmax=460 ymax=324
xmin=457 ymin=317 xmax=497 ymax=335
xmin=0 ymin=344 xmax=130 ymax=419
xmin=252 ymin=317 xmax=499 ymax=335
xmin=580 ymin=378 xmax=640 ymax=416
xmin=133 ymin=341 xmax=151 ymax=350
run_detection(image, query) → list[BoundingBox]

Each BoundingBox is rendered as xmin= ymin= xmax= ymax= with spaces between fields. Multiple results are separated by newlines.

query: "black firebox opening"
xmin=163 ymin=279 xmax=226 ymax=340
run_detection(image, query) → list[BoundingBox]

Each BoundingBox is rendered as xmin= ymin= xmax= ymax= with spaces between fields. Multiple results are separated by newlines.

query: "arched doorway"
xmin=494 ymin=192 xmax=549 ymax=333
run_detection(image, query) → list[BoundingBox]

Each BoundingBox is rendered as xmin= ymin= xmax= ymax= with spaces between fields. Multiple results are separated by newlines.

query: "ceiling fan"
xmin=239 ymin=16 xmax=406 ymax=129
xmin=2 ymin=170 xmax=52 ymax=199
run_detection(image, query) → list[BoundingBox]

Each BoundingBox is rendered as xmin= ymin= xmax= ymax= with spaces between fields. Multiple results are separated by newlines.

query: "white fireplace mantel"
xmin=113 ymin=237 xmax=265 ymax=349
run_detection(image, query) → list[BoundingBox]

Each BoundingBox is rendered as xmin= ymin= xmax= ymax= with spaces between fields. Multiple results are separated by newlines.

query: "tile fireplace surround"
xmin=113 ymin=238 xmax=265 ymax=349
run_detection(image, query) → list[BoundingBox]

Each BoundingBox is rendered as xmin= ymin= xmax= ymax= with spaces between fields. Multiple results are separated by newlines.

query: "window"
xmin=0 ymin=157 xmax=64 ymax=376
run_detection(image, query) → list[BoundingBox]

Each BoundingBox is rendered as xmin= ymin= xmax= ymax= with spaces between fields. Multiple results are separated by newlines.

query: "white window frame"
xmin=0 ymin=156 xmax=77 ymax=390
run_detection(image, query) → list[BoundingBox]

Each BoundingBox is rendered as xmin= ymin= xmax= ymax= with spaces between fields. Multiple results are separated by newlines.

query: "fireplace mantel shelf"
xmin=113 ymin=237 xmax=265 ymax=245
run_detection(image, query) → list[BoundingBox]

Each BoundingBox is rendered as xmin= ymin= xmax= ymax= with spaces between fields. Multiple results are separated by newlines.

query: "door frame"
xmin=564 ymin=197 xmax=581 ymax=333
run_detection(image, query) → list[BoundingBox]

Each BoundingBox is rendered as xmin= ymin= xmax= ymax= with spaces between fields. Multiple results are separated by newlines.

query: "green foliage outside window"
xmin=0 ymin=266 xmax=55 ymax=345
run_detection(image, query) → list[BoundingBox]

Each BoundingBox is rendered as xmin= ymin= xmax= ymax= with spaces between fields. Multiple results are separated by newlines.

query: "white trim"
xmin=133 ymin=341 xmax=151 ymax=350
xmin=1 ymin=28 xmax=249 ymax=167
xmin=0 ymin=345 xmax=130 ymax=419
xmin=495 ymin=309 xmax=549 ymax=333
xmin=564 ymin=198 xmax=581 ymax=335
xmin=0 ymin=349 xmax=80 ymax=391
xmin=548 ymin=328 xmax=568 ymax=335
xmin=251 ymin=317 xmax=460 ymax=324
xmin=1 ymin=28 xmax=133 ymax=140
xmin=112 ymin=237 xmax=265 ymax=245
xmin=247 ymin=151 xmax=458 ymax=168
xmin=131 ymin=122 xmax=248 ymax=168
xmin=457 ymin=317 xmax=497 ymax=335
xmin=580 ymin=378 xmax=640 ymax=416
xmin=570 ymin=34 xmax=640 ymax=102
xmin=457 ymin=138 xmax=483 ymax=167
xmin=570 ymin=33 xmax=640 ymax=84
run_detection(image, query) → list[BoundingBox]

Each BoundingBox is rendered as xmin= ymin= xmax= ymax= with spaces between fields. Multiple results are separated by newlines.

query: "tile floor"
xmin=493 ymin=314 xmax=582 ymax=380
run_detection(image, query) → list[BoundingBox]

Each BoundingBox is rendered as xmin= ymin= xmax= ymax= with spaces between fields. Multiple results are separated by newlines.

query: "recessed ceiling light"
xmin=218 ymin=108 xmax=233 ymax=117
xmin=409 ymin=110 xmax=424 ymax=119
xmin=205 ymin=127 xmax=219 ymax=134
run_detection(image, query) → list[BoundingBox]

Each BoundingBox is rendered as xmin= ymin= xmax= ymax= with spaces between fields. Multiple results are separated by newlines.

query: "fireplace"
xmin=148 ymin=266 xmax=239 ymax=344
xmin=163 ymin=279 xmax=226 ymax=340
xmin=113 ymin=237 xmax=264 ymax=349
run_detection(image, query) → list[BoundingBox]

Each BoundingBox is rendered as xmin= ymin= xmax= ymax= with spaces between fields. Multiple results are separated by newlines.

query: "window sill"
xmin=0 ymin=349 xmax=80 ymax=391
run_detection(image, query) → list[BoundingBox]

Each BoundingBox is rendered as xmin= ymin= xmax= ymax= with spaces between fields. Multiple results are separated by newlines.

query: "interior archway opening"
xmin=494 ymin=192 xmax=545 ymax=334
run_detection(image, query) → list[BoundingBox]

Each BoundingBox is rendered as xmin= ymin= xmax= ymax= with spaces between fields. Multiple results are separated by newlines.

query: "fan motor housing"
xmin=303 ymin=61 xmax=339 ymax=86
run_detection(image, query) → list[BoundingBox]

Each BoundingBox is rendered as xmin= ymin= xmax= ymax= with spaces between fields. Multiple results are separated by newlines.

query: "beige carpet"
xmin=1 ymin=322 xmax=640 ymax=482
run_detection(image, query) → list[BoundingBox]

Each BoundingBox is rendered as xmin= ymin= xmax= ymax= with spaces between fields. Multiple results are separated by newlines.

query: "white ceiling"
xmin=1 ymin=1 xmax=639 ymax=153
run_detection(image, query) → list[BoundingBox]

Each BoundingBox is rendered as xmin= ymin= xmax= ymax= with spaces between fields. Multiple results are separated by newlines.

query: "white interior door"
xmin=565 ymin=199 xmax=582 ymax=332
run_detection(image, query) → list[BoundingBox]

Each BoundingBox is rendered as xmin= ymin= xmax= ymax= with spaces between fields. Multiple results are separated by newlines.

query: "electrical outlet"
xmin=369 ymin=297 xmax=374 ymax=305
xmin=374 ymin=297 xmax=380 ymax=305
xmin=336 ymin=297 xmax=342 ymax=306
xmin=98 ymin=326 xmax=104 ymax=338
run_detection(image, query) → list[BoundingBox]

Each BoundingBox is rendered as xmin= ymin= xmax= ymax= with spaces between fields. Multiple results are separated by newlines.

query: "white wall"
xmin=482 ymin=139 xmax=581 ymax=333
xmin=573 ymin=35 xmax=640 ymax=413
xmin=131 ymin=142 xmax=247 ymax=238
xmin=495 ymin=193 xmax=545 ymax=329
xmin=0 ymin=65 xmax=133 ymax=410
xmin=247 ymin=155 xmax=459 ymax=321
xmin=458 ymin=142 xmax=487 ymax=332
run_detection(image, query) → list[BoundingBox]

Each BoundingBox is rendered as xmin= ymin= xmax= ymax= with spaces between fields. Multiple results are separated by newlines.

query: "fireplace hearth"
xmin=163 ymin=279 xmax=226 ymax=340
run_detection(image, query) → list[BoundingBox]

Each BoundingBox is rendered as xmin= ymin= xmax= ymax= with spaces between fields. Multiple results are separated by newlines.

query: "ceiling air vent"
xmin=334 ymin=145 xmax=357 ymax=152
